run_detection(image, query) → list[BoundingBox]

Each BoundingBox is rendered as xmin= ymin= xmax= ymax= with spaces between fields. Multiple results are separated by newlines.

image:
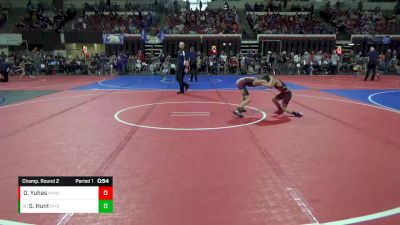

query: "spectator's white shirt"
xmin=294 ymin=55 xmax=300 ymax=63
xmin=315 ymin=54 xmax=322 ymax=65
xmin=331 ymin=54 xmax=339 ymax=65
xmin=302 ymin=54 xmax=310 ymax=65
xmin=162 ymin=62 xmax=170 ymax=71
xmin=241 ymin=56 xmax=246 ymax=66
xmin=220 ymin=54 xmax=227 ymax=62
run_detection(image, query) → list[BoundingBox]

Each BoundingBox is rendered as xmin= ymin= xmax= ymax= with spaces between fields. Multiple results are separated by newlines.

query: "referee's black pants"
xmin=364 ymin=64 xmax=376 ymax=81
xmin=176 ymin=66 xmax=189 ymax=93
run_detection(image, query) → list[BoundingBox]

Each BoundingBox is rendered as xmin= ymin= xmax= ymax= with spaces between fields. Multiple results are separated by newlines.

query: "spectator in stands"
xmin=229 ymin=54 xmax=239 ymax=74
xmin=199 ymin=53 xmax=207 ymax=75
xmin=88 ymin=57 xmax=100 ymax=74
xmin=248 ymin=12 xmax=332 ymax=35
xmin=384 ymin=49 xmax=392 ymax=74
xmin=159 ymin=50 xmax=166 ymax=65
xmin=389 ymin=50 xmax=398 ymax=73
xmin=166 ymin=7 xmax=239 ymax=34
xmin=16 ymin=4 xmax=76 ymax=32
xmin=323 ymin=7 xmax=400 ymax=38
xmin=378 ymin=51 xmax=385 ymax=72
xmin=71 ymin=8 xmax=152 ymax=33
xmin=137 ymin=50 xmax=145 ymax=64
xmin=188 ymin=47 xmax=198 ymax=81
xmin=275 ymin=51 xmax=285 ymax=74
xmin=293 ymin=53 xmax=301 ymax=74
xmin=32 ymin=48 xmax=42 ymax=75
xmin=219 ymin=51 xmax=228 ymax=74
xmin=302 ymin=51 xmax=310 ymax=74
xmin=161 ymin=55 xmax=171 ymax=81
xmin=330 ymin=51 xmax=339 ymax=75
xmin=395 ymin=1 xmax=400 ymax=14
xmin=315 ymin=51 xmax=323 ymax=74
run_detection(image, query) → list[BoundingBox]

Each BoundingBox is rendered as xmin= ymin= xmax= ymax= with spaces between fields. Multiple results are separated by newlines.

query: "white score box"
xmin=18 ymin=176 xmax=113 ymax=214
xmin=20 ymin=199 xmax=99 ymax=213
xmin=20 ymin=186 xmax=98 ymax=200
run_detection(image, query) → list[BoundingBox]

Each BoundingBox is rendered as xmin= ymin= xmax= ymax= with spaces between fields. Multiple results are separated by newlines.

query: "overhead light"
xmin=348 ymin=43 xmax=355 ymax=46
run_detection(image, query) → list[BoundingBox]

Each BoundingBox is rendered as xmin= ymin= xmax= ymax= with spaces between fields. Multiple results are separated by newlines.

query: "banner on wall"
xmin=53 ymin=50 xmax=67 ymax=57
xmin=0 ymin=34 xmax=23 ymax=45
xmin=367 ymin=36 xmax=391 ymax=45
xmin=140 ymin=30 xmax=165 ymax=44
xmin=102 ymin=34 xmax=124 ymax=44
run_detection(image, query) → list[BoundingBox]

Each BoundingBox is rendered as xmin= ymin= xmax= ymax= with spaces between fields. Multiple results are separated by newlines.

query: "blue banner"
xmin=102 ymin=34 xmax=124 ymax=44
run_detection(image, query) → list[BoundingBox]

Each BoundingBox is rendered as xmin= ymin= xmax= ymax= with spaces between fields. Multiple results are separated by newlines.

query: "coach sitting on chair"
xmin=176 ymin=42 xmax=190 ymax=94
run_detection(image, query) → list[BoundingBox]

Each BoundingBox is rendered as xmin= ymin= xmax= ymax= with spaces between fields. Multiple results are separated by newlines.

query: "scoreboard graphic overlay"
xmin=18 ymin=177 xmax=113 ymax=213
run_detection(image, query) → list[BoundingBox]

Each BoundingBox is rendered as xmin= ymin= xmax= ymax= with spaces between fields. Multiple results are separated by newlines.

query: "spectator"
xmin=167 ymin=7 xmax=239 ymax=34
xmin=219 ymin=51 xmax=228 ymax=74
xmin=302 ymin=51 xmax=310 ymax=74
xmin=331 ymin=51 xmax=339 ymax=74
xmin=188 ymin=47 xmax=198 ymax=81
xmin=389 ymin=50 xmax=398 ymax=73
xmin=161 ymin=56 xmax=171 ymax=81
xmin=71 ymin=10 xmax=152 ymax=33
xmin=229 ymin=55 xmax=239 ymax=74
xmin=384 ymin=49 xmax=392 ymax=73
xmin=323 ymin=8 xmax=400 ymax=38
xmin=16 ymin=5 xmax=76 ymax=32
xmin=199 ymin=53 xmax=207 ymax=75
xmin=248 ymin=12 xmax=333 ymax=35
xmin=159 ymin=50 xmax=166 ymax=65
xmin=294 ymin=53 xmax=301 ymax=74
xmin=315 ymin=51 xmax=323 ymax=73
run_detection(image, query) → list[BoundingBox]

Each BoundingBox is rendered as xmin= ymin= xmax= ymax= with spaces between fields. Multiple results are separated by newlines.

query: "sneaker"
xmin=274 ymin=109 xmax=284 ymax=115
xmin=177 ymin=91 xmax=184 ymax=94
xmin=233 ymin=110 xmax=243 ymax=118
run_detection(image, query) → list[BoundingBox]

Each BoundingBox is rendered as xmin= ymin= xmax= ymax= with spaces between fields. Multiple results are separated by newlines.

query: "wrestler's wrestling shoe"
xmin=237 ymin=107 xmax=247 ymax=113
xmin=233 ymin=110 xmax=243 ymax=118
xmin=293 ymin=112 xmax=304 ymax=118
xmin=185 ymin=84 xmax=190 ymax=92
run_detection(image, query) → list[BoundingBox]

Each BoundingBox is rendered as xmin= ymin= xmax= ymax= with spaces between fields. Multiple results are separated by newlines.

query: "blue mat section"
xmin=323 ymin=89 xmax=400 ymax=110
xmin=74 ymin=75 xmax=308 ymax=91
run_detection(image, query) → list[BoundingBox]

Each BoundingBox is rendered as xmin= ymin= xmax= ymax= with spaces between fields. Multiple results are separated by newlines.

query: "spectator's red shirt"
xmin=138 ymin=53 xmax=145 ymax=62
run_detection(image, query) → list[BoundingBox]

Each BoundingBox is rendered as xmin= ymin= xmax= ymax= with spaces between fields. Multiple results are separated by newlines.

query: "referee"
xmin=176 ymin=42 xmax=190 ymax=94
xmin=364 ymin=47 xmax=379 ymax=81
